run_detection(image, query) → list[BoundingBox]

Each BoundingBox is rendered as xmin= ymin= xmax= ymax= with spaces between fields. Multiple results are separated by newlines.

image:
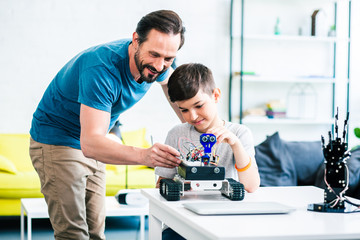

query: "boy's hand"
xmin=143 ymin=143 xmax=181 ymax=168
xmin=208 ymin=126 xmax=239 ymax=147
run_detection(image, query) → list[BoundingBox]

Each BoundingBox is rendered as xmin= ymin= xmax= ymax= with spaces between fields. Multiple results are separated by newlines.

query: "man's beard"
xmin=134 ymin=49 xmax=167 ymax=83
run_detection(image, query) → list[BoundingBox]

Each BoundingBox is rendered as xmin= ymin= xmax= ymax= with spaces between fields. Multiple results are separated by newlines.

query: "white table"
xmin=21 ymin=196 xmax=148 ymax=240
xmin=141 ymin=186 xmax=360 ymax=240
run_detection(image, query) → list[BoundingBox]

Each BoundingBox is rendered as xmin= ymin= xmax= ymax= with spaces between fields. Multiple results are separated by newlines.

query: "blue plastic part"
xmin=200 ymin=133 xmax=216 ymax=154
xmin=200 ymin=134 xmax=217 ymax=165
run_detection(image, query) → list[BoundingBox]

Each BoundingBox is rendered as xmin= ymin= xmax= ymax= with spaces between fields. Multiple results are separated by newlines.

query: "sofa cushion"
xmin=0 ymin=171 xmax=42 ymax=198
xmin=0 ymin=134 xmax=34 ymax=172
xmin=121 ymin=128 xmax=151 ymax=148
xmin=255 ymin=132 xmax=323 ymax=186
xmin=106 ymin=165 xmax=155 ymax=196
xmin=255 ymin=132 xmax=297 ymax=186
xmin=283 ymin=139 xmax=323 ymax=185
xmin=0 ymin=155 xmax=18 ymax=174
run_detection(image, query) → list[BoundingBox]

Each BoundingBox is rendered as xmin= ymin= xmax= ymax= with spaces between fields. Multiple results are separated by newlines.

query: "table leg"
xmin=140 ymin=214 xmax=145 ymax=240
xmin=148 ymin=210 xmax=162 ymax=240
xmin=21 ymin=202 xmax=24 ymax=240
xmin=27 ymin=213 xmax=32 ymax=240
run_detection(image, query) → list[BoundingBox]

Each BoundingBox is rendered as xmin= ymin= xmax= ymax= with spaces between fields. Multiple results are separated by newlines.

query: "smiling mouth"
xmin=147 ymin=67 xmax=158 ymax=75
xmin=193 ymin=119 xmax=204 ymax=125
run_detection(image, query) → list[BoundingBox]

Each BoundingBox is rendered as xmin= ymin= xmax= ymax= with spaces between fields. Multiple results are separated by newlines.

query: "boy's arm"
xmin=231 ymin=140 xmax=260 ymax=193
xmin=209 ymin=126 xmax=260 ymax=193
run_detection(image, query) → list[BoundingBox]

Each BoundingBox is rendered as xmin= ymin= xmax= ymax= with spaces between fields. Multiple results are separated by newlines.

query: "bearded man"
xmin=29 ymin=10 xmax=185 ymax=240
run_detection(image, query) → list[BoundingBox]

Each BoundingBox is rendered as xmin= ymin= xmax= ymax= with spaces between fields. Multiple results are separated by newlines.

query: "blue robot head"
xmin=200 ymin=133 xmax=217 ymax=153
xmin=200 ymin=134 xmax=216 ymax=165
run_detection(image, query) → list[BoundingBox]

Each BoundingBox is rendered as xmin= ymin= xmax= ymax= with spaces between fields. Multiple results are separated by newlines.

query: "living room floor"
xmin=0 ymin=216 xmax=149 ymax=240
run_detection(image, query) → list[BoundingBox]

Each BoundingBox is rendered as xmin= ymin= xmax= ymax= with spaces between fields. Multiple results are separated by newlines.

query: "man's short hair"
xmin=168 ymin=63 xmax=215 ymax=102
xmin=136 ymin=10 xmax=185 ymax=50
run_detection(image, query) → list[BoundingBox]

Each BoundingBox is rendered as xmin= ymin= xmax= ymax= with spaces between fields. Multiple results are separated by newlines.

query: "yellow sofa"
xmin=0 ymin=129 xmax=155 ymax=216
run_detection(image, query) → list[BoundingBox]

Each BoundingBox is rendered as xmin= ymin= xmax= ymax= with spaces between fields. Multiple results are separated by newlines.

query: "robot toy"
xmin=308 ymin=109 xmax=359 ymax=213
xmin=159 ymin=134 xmax=245 ymax=201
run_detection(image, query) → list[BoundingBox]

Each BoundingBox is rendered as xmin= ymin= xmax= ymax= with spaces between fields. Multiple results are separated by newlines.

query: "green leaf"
xmin=355 ymin=128 xmax=360 ymax=138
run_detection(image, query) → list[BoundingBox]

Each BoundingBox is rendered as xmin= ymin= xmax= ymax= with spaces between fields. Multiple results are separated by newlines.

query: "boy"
xmin=155 ymin=63 xmax=260 ymax=192
xmin=155 ymin=63 xmax=260 ymax=239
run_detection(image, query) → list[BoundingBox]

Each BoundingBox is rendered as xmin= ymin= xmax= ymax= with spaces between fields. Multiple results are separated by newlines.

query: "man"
xmin=29 ymin=10 xmax=185 ymax=239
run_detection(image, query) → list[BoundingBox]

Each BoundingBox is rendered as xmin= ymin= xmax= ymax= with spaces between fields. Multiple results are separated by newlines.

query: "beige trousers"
xmin=29 ymin=138 xmax=106 ymax=240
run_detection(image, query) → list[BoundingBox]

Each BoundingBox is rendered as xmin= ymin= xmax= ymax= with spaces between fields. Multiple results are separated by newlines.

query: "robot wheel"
xmin=159 ymin=179 xmax=181 ymax=201
xmin=222 ymin=178 xmax=245 ymax=201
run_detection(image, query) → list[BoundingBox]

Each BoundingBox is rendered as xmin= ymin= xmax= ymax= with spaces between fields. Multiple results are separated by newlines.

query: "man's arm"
xmin=161 ymin=84 xmax=185 ymax=123
xmin=79 ymin=104 xmax=181 ymax=167
xmin=159 ymin=67 xmax=185 ymax=123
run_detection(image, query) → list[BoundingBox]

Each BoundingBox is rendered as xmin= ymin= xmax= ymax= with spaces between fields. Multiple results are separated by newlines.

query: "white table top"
xmin=21 ymin=196 xmax=148 ymax=218
xmin=141 ymin=186 xmax=360 ymax=240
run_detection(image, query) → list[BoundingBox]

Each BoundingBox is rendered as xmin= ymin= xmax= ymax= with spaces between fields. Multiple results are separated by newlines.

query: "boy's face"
xmin=176 ymin=89 xmax=221 ymax=133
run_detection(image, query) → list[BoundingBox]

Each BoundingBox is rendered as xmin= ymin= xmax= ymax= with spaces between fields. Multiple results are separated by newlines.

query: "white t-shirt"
xmin=155 ymin=121 xmax=257 ymax=181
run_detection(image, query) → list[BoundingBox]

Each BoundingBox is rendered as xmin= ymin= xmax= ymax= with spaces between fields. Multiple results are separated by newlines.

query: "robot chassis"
xmin=160 ymin=134 xmax=245 ymax=201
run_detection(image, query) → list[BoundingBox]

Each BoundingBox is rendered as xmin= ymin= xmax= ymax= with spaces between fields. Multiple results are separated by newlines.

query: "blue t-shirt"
xmin=30 ymin=39 xmax=169 ymax=149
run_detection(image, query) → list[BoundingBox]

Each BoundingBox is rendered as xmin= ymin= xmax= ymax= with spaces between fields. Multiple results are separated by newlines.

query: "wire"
xmin=344 ymin=198 xmax=360 ymax=208
xmin=177 ymin=137 xmax=197 ymax=160
xmin=323 ymin=160 xmax=352 ymax=209
xmin=177 ymin=136 xmax=220 ymax=165
xmin=211 ymin=142 xmax=218 ymax=156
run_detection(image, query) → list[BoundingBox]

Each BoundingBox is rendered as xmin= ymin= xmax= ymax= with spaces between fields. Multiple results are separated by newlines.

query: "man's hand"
xmin=143 ymin=143 xmax=181 ymax=168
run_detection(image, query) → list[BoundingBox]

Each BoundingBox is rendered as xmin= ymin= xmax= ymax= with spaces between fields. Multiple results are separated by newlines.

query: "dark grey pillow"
xmin=255 ymin=132 xmax=297 ymax=186
xmin=283 ymin=140 xmax=323 ymax=186
xmin=255 ymin=132 xmax=324 ymax=187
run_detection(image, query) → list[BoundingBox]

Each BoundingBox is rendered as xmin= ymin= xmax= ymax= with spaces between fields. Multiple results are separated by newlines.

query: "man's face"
xmin=133 ymin=29 xmax=180 ymax=83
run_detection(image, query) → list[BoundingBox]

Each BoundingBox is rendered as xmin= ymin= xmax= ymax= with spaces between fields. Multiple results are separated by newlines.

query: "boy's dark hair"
xmin=136 ymin=10 xmax=185 ymax=50
xmin=168 ymin=63 xmax=215 ymax=102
